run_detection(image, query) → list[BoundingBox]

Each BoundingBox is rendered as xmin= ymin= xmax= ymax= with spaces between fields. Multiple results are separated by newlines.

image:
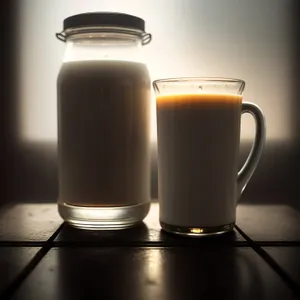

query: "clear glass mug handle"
xmin=237 ymin=102 xmax=266 ymax=198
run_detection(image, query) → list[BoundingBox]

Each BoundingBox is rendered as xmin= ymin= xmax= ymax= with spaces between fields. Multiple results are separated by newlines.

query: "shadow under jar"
xmin=56 ymin=12 xmax=152 ymax=229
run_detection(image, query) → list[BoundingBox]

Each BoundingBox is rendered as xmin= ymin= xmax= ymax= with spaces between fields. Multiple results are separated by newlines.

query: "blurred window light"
xmin=18 ymin=0 xmax=294 ymax=143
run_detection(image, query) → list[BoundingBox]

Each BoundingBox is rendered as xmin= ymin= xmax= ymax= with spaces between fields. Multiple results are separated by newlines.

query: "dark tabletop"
xmin=0 ymin=202 xmax=299 ymax=299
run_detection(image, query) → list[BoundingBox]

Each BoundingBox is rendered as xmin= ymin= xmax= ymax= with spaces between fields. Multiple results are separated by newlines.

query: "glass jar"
xmin=56 ymin=12 xmax=152 ymax=229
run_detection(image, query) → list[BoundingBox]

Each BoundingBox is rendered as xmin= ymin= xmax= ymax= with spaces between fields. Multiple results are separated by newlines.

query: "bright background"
xmin=18 ymin=0 xmax=294 ymax=143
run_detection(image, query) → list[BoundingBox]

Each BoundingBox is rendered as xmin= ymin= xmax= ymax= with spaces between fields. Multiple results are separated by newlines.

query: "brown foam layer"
xmin=156 ymin=93 xmax=242 ymax=106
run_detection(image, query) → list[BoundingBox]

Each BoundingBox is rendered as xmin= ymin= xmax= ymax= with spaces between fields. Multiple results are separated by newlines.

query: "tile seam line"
xmin=1 ymin=241 xmax=299 ymax=247
xmin=0 ymin=223 xmax=64 ymax=299
xmin=0 ymin=242 xmax=45 ymax=247
xmin=50 ymin=242 xmax=250 ymax=247
xmin=235 ymin=224 xmax=300 ymax=299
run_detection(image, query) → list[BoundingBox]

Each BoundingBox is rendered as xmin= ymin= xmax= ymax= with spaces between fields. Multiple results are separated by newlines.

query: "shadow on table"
xmin=55 ymin=218 xmax=244 ymax=246
xmin=55 ymin=222 xmax=150 ymax=245
xmin=54 ymin=246 xmax=265 ymax=300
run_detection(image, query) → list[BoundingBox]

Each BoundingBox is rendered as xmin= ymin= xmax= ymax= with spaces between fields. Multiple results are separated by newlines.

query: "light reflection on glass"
xmin=190 ymin=228 xmax=204 ymax=234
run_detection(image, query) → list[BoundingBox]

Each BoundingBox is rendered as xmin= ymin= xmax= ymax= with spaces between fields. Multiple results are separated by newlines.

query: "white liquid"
xmin=157 ymin=94 xmax=242 ymax=227
xmin=57 ymin=60 xmax=151 ymax=207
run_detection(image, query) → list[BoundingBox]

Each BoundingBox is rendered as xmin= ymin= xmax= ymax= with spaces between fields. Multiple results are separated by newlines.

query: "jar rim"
xmin=56 ymin=26 xmax=152 ymax=45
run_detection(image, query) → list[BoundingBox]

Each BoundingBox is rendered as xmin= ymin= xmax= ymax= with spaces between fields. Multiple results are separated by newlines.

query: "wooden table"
xmin=1 ymin=202 xmax=300 ymax=299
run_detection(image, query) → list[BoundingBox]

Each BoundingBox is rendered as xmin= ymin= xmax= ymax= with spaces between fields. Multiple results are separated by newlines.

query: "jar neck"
xmin=63 ymin=28 xmax=144 ymax=63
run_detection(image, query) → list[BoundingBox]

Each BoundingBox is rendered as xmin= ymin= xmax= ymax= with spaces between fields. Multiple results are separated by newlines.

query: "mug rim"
xmin=153 ymin=77 xmax=245 ymax=85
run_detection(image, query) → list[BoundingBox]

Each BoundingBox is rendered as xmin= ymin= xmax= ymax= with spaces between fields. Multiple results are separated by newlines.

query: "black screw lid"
xmin=63 ymin=12 xmax=145 ymax=32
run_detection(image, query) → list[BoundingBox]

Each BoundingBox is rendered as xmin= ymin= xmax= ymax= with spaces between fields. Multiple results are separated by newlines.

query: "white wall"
xmin=18 ymin=0 xmax=294 ymax=142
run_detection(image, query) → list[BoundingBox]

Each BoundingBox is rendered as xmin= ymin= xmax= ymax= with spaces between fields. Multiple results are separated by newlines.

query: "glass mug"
xmin=153 ymin=78 xmax=266 ymax=236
